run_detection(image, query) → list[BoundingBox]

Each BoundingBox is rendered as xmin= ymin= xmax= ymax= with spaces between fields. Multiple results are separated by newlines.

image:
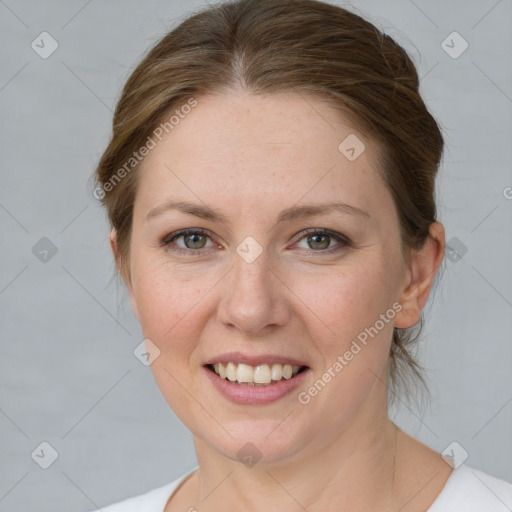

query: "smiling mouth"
xmin=205 ymin=362 xmax=309 ymax=386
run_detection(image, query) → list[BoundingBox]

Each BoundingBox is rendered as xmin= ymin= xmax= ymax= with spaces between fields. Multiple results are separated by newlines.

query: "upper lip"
xmin=203 ymin=351 xmax=310 ymax=368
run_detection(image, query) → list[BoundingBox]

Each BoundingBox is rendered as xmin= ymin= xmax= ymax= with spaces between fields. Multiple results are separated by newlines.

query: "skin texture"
xmin=110 ymin=89 xmax=449 ymax=511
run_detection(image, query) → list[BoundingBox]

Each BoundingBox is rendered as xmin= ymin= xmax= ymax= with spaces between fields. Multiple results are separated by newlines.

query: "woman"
xmin=90 ymin=0 xmax=512 ymax=510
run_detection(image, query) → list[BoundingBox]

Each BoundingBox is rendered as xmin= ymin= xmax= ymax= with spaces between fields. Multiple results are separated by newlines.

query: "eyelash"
xmin=160 ymin=228 xmax=351 ymax=257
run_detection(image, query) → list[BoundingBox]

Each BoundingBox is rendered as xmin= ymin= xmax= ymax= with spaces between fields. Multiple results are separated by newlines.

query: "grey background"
xmin=0 ymin=0 xmax=511 ymax=510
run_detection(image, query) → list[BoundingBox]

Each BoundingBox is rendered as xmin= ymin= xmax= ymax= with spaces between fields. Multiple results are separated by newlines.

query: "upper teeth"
xmin=212 ymin=362 xmax=302 ymax=384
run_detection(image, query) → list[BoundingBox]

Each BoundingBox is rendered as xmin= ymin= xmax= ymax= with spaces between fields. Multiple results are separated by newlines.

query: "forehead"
xmin=135 ymin=89 xmax=389 ymax=218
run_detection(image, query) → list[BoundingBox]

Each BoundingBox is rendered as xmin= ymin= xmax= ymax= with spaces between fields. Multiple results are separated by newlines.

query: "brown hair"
xmin=92 ymin=0 xmax=444 ymax=409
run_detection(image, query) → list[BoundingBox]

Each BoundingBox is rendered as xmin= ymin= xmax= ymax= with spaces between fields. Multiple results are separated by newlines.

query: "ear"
xmin=109 ymin=229 xmax=140 ymax=322
xmin=394 ymin=221 xmax=445 ymax=329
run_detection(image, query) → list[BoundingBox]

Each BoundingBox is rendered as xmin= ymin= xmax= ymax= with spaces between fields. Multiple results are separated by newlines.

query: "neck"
xmin=191 ymin=390 xmax=402 ymax=511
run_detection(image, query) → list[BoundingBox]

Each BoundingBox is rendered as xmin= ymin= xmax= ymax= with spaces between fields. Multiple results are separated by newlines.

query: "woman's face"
xmin=120 ymin=89 xmax=416 ymax=465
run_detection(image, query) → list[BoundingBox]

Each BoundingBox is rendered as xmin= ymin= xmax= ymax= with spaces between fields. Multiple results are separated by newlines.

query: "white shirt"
xmin=94 ymin=463 xmax=512 ymax=511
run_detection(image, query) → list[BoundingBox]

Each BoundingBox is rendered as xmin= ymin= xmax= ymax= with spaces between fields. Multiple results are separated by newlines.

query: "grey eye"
xmin=181 ymin=233 xmax=208 ymax=249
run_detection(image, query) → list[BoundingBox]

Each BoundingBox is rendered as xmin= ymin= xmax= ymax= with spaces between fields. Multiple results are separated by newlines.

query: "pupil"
xmin=186 ymin=234 xmax=205 ymax=249
xmin=310 ymin=234 xmax=329 ymax=250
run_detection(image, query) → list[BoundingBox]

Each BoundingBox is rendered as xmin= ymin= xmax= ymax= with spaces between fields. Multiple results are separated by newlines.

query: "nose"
xmin=216 ymin=248 xmax=290 ymax=336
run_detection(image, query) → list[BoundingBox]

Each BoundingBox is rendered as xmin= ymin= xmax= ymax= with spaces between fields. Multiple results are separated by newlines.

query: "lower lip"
xmin=203 ymin=366 xmax=310 ymax=405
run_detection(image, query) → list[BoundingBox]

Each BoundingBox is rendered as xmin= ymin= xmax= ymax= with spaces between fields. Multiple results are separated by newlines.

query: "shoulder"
xmin=428 ymin=464 xmax=512 ymax=511
xmin=88 ymin=468 xmax=198 ymax=512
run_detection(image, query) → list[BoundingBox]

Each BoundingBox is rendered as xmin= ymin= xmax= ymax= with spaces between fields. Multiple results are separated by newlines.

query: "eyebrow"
xmin=145 ymin=200 xmax=370 ymax=225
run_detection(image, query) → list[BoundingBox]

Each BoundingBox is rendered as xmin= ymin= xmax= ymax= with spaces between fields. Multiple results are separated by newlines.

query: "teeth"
xmin=237 ymin=363 xmax=254 ymax=383
xmin=226 ymin=362 xmax=237 ymax=382
xmin=211 ymin=362 xmax=303 ymax=386
xmin=254 ymin=364 xmax=271 ymax=384
xmin=271 ymin=364 xmax=283 ymax=381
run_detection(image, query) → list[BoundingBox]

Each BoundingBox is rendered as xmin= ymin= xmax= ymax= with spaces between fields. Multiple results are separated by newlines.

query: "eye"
xmin=160 ymin=227 xmax=350 ymax=257
xmin=161 ymin=228 xmax=215 ymax=256
xmin=294 ymin=228 xmax=351 ymax=254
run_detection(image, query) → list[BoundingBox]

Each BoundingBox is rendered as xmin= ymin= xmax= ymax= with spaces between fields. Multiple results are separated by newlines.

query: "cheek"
xmin=303 ymin=255 xmax=398 ymax=340
xmin=131 ymin=260 xmax=212 ymax=355
xmin=297 ymin=261 xmax=398 ymax=422
xmin=298 ymin=254 xmax=400 ymax=406
xmin=130 ymin=263 xmax=208 ymax=409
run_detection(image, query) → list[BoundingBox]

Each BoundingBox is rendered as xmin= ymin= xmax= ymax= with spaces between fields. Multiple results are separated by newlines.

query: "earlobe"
xmin=110 ymin=228 xmax=129 ymax=283
xmin=109 ymin=229 xmax=140 ymax=322
xmin=394 ymin=221 xmax=445 ymax=329
xmin=109 ymin=229 xmax=118 ymax=262
xmin=127 ymin=286 xmax=140 ymax=323
xmin=109 ymin=229 xmax=124 ymax=279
